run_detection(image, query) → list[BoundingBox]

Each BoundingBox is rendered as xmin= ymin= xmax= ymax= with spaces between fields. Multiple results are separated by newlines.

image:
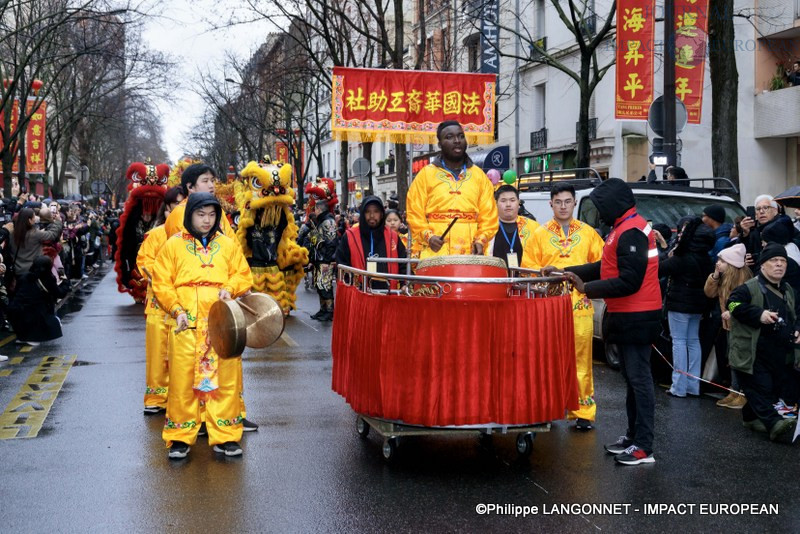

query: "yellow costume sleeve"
xmin=473 ymin=169 xmax=499 ymax=248
xmin=406 ymin=167 xmax=434 ymax=244
xmin=522 ymin=225 xmax=547 ymax=270
xmin=151 ymin=236 xmax=182 ymax=318
xmin=222 ymin=238 xmax=254 ymax=297
xmin=164 ymin=200 xmax=186 ymax=238
xmin=519 ymin=217 xmax=541 ymax=269
xmin=136 ymin=225 xmax=166 ymax=278
xmin=584 ymin=224 xmax=604 ymax=263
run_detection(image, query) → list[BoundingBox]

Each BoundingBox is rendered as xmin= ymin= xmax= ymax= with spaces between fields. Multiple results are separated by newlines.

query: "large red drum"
xmin=415 ymin=254 xmax=509 ymax=299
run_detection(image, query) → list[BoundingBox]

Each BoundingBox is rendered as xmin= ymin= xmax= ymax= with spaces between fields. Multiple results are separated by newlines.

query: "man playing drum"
xmin=406 ymin=121 xmax=498 ymax=258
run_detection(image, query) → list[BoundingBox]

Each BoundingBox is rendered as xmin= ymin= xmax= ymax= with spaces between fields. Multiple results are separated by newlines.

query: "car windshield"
xmin=579 ymin=194 xmax=744 ymax=232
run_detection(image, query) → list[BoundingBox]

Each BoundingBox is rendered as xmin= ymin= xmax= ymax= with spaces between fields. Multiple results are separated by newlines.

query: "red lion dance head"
xmin=304 ymin=177 xmax=338 ymax=215
xmin=114 ymin=160 xmax=170 ymax=303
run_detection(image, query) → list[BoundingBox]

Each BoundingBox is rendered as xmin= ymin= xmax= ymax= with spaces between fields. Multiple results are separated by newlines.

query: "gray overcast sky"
xmin=141 ymin=1 xmax=276 ymax=162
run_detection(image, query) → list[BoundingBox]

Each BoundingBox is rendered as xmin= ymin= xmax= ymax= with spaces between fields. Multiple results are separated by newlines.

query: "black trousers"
xmin=739 ymin=349 xmax=790 ymax=431
xmin=619 ymin=343 xmax=656 ymax=453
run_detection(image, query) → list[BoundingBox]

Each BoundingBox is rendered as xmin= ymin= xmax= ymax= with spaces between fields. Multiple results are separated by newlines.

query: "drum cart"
xmin=333 ymin=259 xmax=576 ymax=462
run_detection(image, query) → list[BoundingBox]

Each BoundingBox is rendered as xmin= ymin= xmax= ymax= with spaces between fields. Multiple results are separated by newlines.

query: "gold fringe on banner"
xmin=329 ymin=129 xmax=494 ymax=146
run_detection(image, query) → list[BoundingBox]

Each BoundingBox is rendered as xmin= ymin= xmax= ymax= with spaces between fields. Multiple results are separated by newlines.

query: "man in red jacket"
xmin=548 ymin=178 xmax=662 ymax=466
xmin=336 ymin=195 xmax=406 ymax=291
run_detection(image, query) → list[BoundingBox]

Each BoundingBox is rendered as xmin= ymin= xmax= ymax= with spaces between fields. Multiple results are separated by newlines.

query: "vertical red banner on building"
xmin=275 ymin=140 xmax=304 ymax=188
xmin=1 ymin=99 xmax=21 ymax=172
xmin=615 ymin=0 xmax=656 ymax=120
xmin=25 ymin=99 xmax=46 ymax=173
xmin=675 ymin=0 xmax=709 ymax=124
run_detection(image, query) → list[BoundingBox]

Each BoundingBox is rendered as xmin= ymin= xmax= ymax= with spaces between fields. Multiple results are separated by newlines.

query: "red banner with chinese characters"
xmin=24 ymin=99 xmax=46 ymax=173
xmin=331 ymin=67 xmax=496 ymax=144
xmin=615 ymin=0 xmax=656 ymax=120
xmin=675 ymin=0 xmax=709 ymax=124
xmin=5 ymin=98 xmax=46 ymax=173
xmin=0 ymin=99 xmax=21 ymax=169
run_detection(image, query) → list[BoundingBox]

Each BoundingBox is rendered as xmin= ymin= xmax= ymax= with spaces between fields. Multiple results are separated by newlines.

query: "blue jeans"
xmin=668 ymin=311 xmax=702 ymax=396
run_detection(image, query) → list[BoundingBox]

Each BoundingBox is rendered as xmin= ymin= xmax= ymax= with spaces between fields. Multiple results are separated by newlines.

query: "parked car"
xmin=519 ymin=174 xmax=745 ymax=373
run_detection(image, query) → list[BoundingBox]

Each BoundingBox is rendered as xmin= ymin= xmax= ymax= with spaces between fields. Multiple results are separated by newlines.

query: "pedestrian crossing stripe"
xmin=18 ymin=345 xmax=32 ymax=353
xmin=0 ymin=355 xmax=77 ymax=440
xmin=0 ymin=334 xmax=15 ymax=348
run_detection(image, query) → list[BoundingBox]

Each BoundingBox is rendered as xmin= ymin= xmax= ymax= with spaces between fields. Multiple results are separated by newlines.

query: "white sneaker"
xmin=0 ymin=355 xmax=8 ymax=362
xmin=16 ymin=340 xmax=40 ymax=347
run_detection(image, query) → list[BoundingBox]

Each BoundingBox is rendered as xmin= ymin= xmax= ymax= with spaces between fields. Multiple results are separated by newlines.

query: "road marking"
xmin=0 ymin=334 xmax=15 ymax=347
xmin=10 ymin=357 xmax=23 ymax=365
xmin=18 ymin=345 xmax=33 ymax=353
xmin=0 ymin=355 xmax=77 ymax=439
xmin=0 ymin=370 xmax=11 ymax=377
xmin=296 ymin=317 xmax=320 ymax=332
xmin=280 ymin=332 xmax=298 ymax=347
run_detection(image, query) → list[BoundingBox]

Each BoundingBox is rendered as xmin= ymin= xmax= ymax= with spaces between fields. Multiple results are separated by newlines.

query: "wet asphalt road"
xmin=0 ymin=266 xmax=798 ymax=533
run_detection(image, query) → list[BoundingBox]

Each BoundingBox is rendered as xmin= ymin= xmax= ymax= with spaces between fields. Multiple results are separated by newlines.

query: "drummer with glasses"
xmin=406 ymin=121 xmax=498 ymax=258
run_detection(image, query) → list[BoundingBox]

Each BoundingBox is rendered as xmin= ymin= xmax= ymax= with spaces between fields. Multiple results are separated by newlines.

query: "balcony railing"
xmin=576 ymin=117 xmax=598 ymax=142
xmin=530 ymin=128 xmax=548 ymax=151
xmin=754 ymin=85 xmax=800 ymax=138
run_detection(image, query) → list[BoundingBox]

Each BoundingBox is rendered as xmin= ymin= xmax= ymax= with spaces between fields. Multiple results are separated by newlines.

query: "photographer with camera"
xmin=727 ymin=243 xmax=800 ymax=443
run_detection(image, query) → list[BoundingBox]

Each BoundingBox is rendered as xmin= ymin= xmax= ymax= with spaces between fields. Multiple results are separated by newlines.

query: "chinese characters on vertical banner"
xmin=331 ymin=67 xmax=496 ymax=145
xmin=615 ymin=0 xmax=656 ymax=120
xmin=675 ymin=0 xmax=709 ymax=124
xmin=1 ymin=98 xmax=47 ymax=174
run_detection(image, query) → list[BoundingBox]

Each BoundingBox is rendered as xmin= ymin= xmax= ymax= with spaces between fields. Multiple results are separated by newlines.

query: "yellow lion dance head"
xmin=237 ymin=159 xmax=295 ymax=211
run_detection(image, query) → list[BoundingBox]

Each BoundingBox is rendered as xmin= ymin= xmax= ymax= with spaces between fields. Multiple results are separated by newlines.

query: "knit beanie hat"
xmin=717 ymin=243 xmax=746 ymax=268
xmin=759 ymin=243 xmax=788 ymax=266
xmin=703 ymin=204 xmax=726 ymax=224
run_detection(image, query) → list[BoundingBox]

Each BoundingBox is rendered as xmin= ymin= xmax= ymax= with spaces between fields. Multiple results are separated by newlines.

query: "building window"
xmin=466 ymin=33 xmax=480 ymax=73
xmin=534 ymin=84 xmax=546 ymax=131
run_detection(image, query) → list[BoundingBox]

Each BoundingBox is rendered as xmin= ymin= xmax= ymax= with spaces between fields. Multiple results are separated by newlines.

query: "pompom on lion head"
xmin=238 ymin=159 xmax=295 ymax=210
xmin=304 ymin=176 xmax=338 ymax=213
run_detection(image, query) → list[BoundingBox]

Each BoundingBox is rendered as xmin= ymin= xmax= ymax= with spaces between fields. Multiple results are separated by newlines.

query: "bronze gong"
xmin=208 ymin=299 xmax=248 ymax=358
xmin=239 ymin=293 xmax=285 ymax=348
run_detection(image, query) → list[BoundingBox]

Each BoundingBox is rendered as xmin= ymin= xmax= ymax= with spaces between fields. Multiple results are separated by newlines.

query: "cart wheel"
xmin=516 ymin=433 xmax=534 ymax=457
xmin=382 ymin=438 xmax=398 ymax=461
xmin=356 ymin=417 xmax=370 ymax=439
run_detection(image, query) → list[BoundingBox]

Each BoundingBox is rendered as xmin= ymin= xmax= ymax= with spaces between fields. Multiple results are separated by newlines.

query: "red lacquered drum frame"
xmin=415 ymin=254 xmax=509 ymax=299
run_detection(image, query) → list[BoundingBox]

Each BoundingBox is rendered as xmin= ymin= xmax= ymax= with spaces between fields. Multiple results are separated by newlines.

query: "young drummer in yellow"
xmin=164 ymin=163 xmax=257 ymax=433
xmin=524 ymin=183 xmax=604 ymax=430
xmin=152 ymin=192 xmax=253 ymax=459
xmin=487 ymin=184 xmax=540 ymax=268
xmin=136 ymin=186 xmax=184 ymax=414
xmin=406 ymin=121 xmax=498 ymax=258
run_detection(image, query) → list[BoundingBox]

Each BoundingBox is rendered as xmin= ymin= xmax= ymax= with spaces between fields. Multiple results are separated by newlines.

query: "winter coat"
xmin=659 ymin=220 xmax=715 ymax=314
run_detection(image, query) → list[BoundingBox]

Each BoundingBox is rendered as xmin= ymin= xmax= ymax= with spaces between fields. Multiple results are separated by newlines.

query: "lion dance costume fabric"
xmin=234 ymin=160 xmax=308 ymax=314
xmin=114 ymin=161 xmax=169 ymax=303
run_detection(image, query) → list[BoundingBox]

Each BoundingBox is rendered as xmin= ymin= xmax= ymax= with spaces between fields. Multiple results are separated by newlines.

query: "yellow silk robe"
xmin=165 ymin=199 xmax=237 ymax=241
xmin=523 ymin=218 xmax=604 ymax=316
xmin=524 ymin=218 xmax=605 ymax=421
xmin=137 ymin=225 xmax=168 ymax=316
xmin=406 ymin=162 xmax=499 ymax=258
xmin=151 ymin=231 xmax=253 ymax=446
xmin=136 ymin=225 xmax=170 ymax=409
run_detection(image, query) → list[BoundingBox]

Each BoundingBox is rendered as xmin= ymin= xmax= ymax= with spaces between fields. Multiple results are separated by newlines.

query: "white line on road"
xmin=295 ymin=317 xmax=319 ymax=332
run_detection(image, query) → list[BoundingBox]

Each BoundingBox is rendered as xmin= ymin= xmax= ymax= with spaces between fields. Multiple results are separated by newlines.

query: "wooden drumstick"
xmin=222 ymin=296 xmax=259 ymax=316
xmin=439 ymin=217 xmax=459 ymax=240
